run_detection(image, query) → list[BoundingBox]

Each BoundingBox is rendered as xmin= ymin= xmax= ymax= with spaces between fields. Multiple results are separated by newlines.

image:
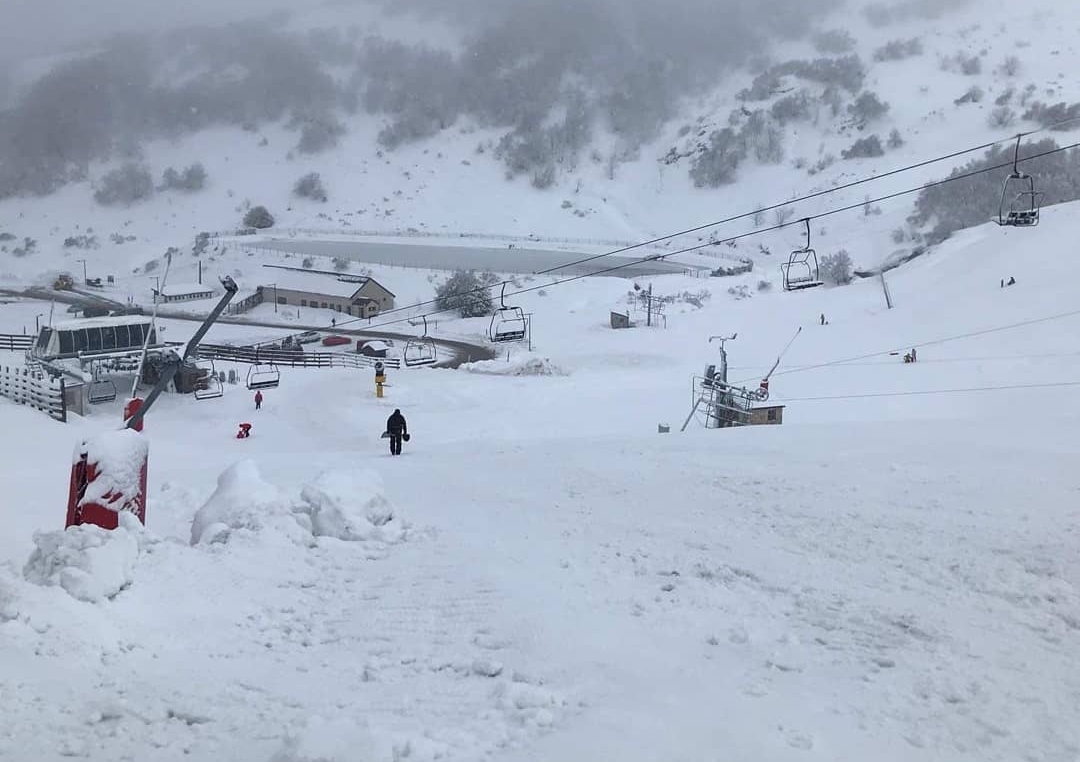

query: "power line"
xmin=351 ymin=139 xmax=1080 ymax=334
xmin=730 ymin=307 xmax=1080 ymax=386
xmin=775 ymin=380 xmax=1080 ymax=402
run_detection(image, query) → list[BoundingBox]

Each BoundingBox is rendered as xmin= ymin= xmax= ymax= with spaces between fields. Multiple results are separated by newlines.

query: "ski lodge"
xmin=154 ymin=283 xmax=217 ymax=303
xmin=259 ymin=267 xmax=396 ymax=318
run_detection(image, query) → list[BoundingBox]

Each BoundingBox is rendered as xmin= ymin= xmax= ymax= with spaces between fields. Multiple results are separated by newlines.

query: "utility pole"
xmin=646 ymin=283 xmax=653 ymax=327
xmin=879 ymin=270 xmax=894 ymax=309
xmin=198 ymin=259 xmax=202 ymax=285
xmin=77 ymin=258 xmax=87 ymax=283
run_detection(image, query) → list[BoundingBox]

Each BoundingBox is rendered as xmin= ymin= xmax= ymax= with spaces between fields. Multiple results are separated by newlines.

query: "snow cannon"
xmin=67 ymin=429 xmax=149 ymax=530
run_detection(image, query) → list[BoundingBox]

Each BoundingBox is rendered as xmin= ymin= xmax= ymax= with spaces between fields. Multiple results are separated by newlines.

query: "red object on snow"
xmin=236 ymin=422 xmax=252 ymax=439
xmin=66 ymin=431 xmax=149 ymax=530
xmin=321 ymin=335 xmax=351 ymax=347
xmin=123 ymin=397 xmax=144 ymax=432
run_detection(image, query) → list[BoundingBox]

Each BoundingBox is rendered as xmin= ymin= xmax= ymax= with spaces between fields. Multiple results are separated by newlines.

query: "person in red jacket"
xmin=254 ymin=390 xmax=263 ymax=410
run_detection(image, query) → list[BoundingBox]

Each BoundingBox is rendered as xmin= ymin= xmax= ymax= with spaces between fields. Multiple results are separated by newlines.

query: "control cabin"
xmin=33 ymin=316 xmax=159 ymax=360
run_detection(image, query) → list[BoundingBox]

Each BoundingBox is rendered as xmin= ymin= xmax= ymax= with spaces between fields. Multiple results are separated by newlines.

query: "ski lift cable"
xmin=773 ymin=380 xmax=1080 ymax=402
xmin=729 ymin=306 xmax=1080 ymax=387
xmin=347 ymin=140 xmax=1080 ymax=335
xmin=325 ymin=132 xmax=1032 ymax=333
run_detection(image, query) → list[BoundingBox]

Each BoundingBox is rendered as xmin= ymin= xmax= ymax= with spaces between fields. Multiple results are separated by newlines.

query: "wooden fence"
xmin=0 ymin=364 xmax=66 ymax=422
xmin=0 ymin=334 xmax=33 ymax=351
xmin=195 ymin=344 xmax=401 ymax=370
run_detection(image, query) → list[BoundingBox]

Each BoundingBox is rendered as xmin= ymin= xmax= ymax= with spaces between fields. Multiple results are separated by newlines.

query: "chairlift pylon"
xmin=995 ymin=135 xmax=1043 ymax=228
xmin=193 ymin=359 xmax=224 ymax=400
xmin=489 ymin=283 xmax=528 ymax=343
xmin=403 ymin=315 xmax=437 ymax=367
xmin=246 ymin=362 xmax=280 ymax=390
xmin=781 ymin=219 xmax=823 ymax=292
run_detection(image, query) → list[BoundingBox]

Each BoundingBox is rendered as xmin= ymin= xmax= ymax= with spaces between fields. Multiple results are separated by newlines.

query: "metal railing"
xmin=195 ymin=344 xmax=401 ymax=370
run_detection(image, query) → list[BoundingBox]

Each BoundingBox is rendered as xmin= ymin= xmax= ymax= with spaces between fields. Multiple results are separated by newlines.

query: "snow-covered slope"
xmin=1 ymin=191 xmax=1078 ymax=761
xmin=1 ymin=0 xmax=1079 ymax=289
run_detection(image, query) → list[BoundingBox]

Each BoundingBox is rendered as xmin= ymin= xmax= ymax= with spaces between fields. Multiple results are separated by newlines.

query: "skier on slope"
xmin=386 ymin=408 xmax=408 ymax=456
xmin=254 ymin=390 xmax=263 ymax=410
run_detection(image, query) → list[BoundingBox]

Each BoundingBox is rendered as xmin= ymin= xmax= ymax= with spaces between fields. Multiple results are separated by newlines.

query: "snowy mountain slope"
xmin=2 ymin=187 xmax=1080 ymax=761
xmin=1 ymin=0 xmax=1079 ymax=289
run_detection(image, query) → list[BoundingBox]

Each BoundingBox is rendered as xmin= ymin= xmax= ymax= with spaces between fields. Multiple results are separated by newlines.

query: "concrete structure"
xmin=155 ymin=283 xmax=217 ymax=303
xmin=749 ymin=405 xmax=785 ymax=426
xmin=260 ymin=269 xmax=396 ymax=318
xmin=610 ymin=311 xmax=632 ymax=329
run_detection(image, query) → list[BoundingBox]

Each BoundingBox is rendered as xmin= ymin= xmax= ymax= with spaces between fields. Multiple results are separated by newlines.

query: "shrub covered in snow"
xmin=293 ymin=172 xmax=328 ymax=202
xmin=23 ymin=513 xmax=142 ymax=603
xmin=243 ymin=205 xmax=275 ymax=229
xmin=94 ymin=163 xmax=154 ymax=206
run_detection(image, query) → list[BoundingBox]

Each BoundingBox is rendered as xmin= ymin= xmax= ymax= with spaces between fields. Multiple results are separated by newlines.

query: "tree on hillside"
xmin=243 ymin=205 xmax=275 ymax=229
xmin=435 ymin=270 xmax=498 ymax=318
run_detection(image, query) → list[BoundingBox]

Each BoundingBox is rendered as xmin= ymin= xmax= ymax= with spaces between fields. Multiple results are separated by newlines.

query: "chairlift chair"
xmin=246 ymin=363 xmax=281 ymax=390
xmin=403 ymin=315 xmax=437 ymax=367
xmin=489 ymin=283 xmax=528 ymax=343
xmin=193 ymin=359 xmax=224 ymax=400
xmin=995 ymin=135 xmax=1043 ymax=228
xmin=87 ymin=379 xmax=117 ymax=404
xmin=781 ymin=218 xmax=824 ymax=291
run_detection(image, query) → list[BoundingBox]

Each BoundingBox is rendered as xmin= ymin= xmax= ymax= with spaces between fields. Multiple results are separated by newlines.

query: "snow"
xmin=158 ymin=283 xmax=215 ymax=297
xmin=300 ymin=469 xmax=406 ymax=545
xmin=23 ymin=513 xmax=141 ymax=603
xmin=75 ymin=429 xmax=149 ymax=512
xmin=189 ymin=459 xmax=307 ymax=546
xmin=1 ymin=2 xmax=1080 ymax=760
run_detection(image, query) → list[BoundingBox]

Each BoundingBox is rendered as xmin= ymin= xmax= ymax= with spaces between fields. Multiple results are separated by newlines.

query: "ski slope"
xmin=1 ymin=201 xmax=1079 ymax=761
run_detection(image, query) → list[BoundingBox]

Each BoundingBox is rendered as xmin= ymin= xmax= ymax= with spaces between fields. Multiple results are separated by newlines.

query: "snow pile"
xmin=269 ymin=716 xmax=385 ymax=762
xmin=76 ymin=429 xmax=149 ymax=514
xmin=492 ymin=680 xmax=563 ymax=733
xmin=299 ymin=470 xmax=406 ymax=544
xmin=190 ymin=459 xmax=307 ymax=546
xmin=0 ymin=572 xmax=19 ymax=622
xmin=464 ymin=356 xmax=568 ymax=377
xmin=22 ymin=512 xmax=142 ymax=603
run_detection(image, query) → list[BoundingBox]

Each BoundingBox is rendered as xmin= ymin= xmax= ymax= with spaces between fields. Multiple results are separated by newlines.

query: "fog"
xmin=0 ymin=0 xmax=993 ymax=201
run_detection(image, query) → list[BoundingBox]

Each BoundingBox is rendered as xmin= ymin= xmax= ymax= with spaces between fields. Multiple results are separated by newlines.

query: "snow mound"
xmin=190 ymin=460 xmax=306 ymax=546
xmin=269 ymin=716 xmax=385 ymax=762
xmin=0 ymin=572 xmax=19 ymax=622
xmin=23 ymin=512 xmax=142 ymax=603
xmin=464 ymin=356 xmax=568 ymax=377
xmin=492 ymin=681 xmax=563 ymax=731
xmin=299 ymin=470 xmax=406 ymax=544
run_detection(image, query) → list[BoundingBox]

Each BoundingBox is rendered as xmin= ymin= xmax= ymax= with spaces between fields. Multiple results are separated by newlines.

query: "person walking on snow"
xmin=386 ymin=408 xmax=408 ymax=456
xmin=254 ymin=390 xmax=263 ymax=410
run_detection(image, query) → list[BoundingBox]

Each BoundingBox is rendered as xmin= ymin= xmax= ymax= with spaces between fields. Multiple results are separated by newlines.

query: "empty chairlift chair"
xmin=403 ymin=316 xmax=437 ymax=367
xmin=246 ymin=363 xmax=280 ymax=390
xmin=781 ymin=218 xmax=824 ymax=292
xmin=87 ymin=378 xmax=117 ymax=404
xmin=489 ymin=283 xmax=528 ymax=343
xmin=193 ymin=359 xmax=224 ymax=400
xmin=996 ymin=135 xmax=1044 ymax=228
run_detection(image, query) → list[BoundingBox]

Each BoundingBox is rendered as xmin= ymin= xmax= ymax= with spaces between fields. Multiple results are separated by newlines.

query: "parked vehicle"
xmin=296 ymin=331 xmax=321 ymax=344
xmin=321 ymin=335 xmax=351 ymax=347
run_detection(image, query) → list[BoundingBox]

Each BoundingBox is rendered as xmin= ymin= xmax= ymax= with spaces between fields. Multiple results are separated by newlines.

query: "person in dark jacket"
xmin=386 ymin=409 xmax=408 ymax=455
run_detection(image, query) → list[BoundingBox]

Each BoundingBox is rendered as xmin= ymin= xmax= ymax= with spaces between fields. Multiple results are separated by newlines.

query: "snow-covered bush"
xmin=813 ymin=29 xmax=856 ymax=54
xmin=988 ymin=106 xmax=1016 ymax=128
xmin=954 ymin=86 xmax=984 ymax=106
xmin=160 ymin=163 xmax=207 ymax=192
xmin=873 ymin=38 xmax=924 ymax=62
xmin=296 ymin=117 xmax=345 ymax=154
xmin=293 ymin=172 xmax=328 ymax=202
xmin=23 ymin=513 xmax=142 ymax=603
xmin=1022 ymin=102 xmax=1080 ymax=130
xmin=243 ymin=205 xmax=275 ymax=229
xmin=435 ymin=270 xmax=497 ymax=318
xmin=690 ymin=128 xmax=746 ymax=187
xmin=770 ymin=91 xmax=813 ymax=124
xmin=887 ymin=128 xmax=905 ymax=149
xmin=94 ymin=163 xmax=154 ymax=206
xmin=819 ymin=250 xmax=854 ymax=285
xmin=299 ymin=470 xmax=406 ymax=544
xmin=848 ymin=92 xmax=889 ymax=124
xmin=841 ymin=135 xmax=885 ymax=160
xmin=190 ymin=460 xmax=307 ymax=546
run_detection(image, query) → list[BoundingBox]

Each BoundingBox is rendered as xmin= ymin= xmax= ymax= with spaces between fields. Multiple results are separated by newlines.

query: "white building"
xmin=155 ymin=283 xmax=217 ymax=303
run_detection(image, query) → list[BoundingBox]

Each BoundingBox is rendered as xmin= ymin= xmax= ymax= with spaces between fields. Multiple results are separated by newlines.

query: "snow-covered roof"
xmin=159 ymin=283 xmax=215 ymax=296
xmin=361 ymin=340 xmax=389 ymax=351
xmin=50 ymin=315 xmax=153 ymax=331
xmin=261 ymin=270 xmax=367 ymax=300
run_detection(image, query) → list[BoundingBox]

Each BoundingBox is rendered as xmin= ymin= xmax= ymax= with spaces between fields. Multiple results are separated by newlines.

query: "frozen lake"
xmin=256 ymin=239 xmax=693 ymax=278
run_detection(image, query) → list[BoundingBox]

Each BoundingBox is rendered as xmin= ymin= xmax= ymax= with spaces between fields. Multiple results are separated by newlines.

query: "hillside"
xmin=1 ymin=196 xmax=1079 ymax=761
xmin=1 ymin=0 xmax=1079 ymax=293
